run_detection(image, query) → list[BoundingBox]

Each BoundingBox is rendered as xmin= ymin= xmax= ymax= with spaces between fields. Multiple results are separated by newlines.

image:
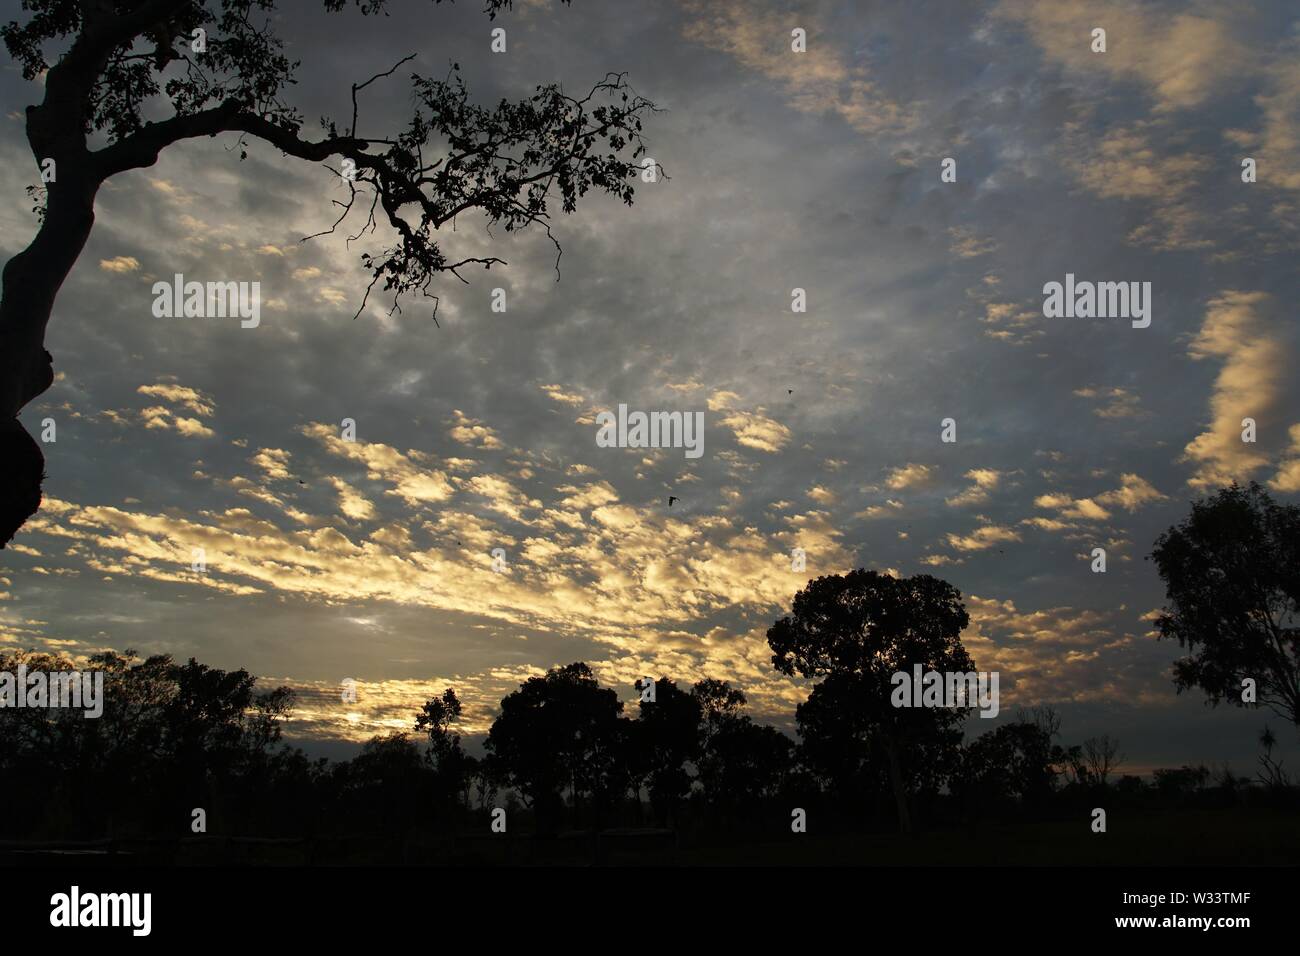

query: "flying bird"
xmin=668 ymin=496 xmax=678 ymax=507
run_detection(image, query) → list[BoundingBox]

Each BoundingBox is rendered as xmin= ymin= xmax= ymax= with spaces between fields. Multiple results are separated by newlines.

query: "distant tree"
xmin=635 ymin=677 xmax=700 ymax=826
xmin=1080 ymin=734 xmax=1123 ymax=788
xmin=484 ymin=662 xmax=623 ymax=832
xmin=1152 ymin=764 xmax=1211 ymax=803
xmin=958 ymin=719 xmax=1061 ymax=817
xmin=415 ymin=688 xmax=462 ymax=766
xmin=473 ymin=754 xmax=502 ymax=813
xmin=332 ymin=732 xmax=429 ymax=834
xmin=692 ymin=678 xmax=748 ymax=802
xmin=165 ymin=656 xmax=292 ymax=777
xmin=1150 ymin=482 xmax=1300 ymax=728
xmin=415 ymin=687 xmax=474 ymax=815
xmin=1257 ymin=725 xmax=1291 ymax=790
xmin=598 ymin=716 xmax=643 ymax=825
xmin=0 ymin=648 xmax=295 ymax=838
xmin=1113 ymin=774 xmax=1146 ymax=796
xmin=0 ymin=0 xmax=659 ymax=546
xmin=1018 ymin=704 xmax=1062 ymax=741
xmin=690 ymin=679 xmax=791 ymax=817
xmin=693 ymin=678 xmax=747 ymax=740
xmin=768 ymin=569 xmax=975 ymax=833
xmin=708 ymin=719 xmax=792 ymax=810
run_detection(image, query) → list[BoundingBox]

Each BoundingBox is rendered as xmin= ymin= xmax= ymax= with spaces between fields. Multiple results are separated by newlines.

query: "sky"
xmin=2 ymin=0 xmax=1298 ymax=773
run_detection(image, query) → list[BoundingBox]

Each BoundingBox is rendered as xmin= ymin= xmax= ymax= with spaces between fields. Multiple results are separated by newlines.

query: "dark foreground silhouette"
xmin=2 ymin=648 xmax=1296 ymax=865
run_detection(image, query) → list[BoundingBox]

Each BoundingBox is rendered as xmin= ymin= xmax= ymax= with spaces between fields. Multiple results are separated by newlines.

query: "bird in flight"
xmin=668 ymin=496 xmax=679 ymax=507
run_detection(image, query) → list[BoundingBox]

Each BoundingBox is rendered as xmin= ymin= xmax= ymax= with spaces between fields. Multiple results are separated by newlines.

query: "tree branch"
xmin=93 ymin=100 xmax=367 ymax=177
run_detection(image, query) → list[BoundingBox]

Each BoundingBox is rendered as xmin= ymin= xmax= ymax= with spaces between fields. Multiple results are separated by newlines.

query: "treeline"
xmin=2 ymin=649 xmax=1292 ymax=844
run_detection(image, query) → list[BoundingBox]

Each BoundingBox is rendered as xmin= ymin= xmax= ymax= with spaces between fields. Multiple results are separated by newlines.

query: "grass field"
xmin=675 ymin=809 xmax=1300 ymax=866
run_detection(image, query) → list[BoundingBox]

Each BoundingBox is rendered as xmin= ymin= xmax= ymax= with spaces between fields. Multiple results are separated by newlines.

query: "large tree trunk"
xmin=881 ymin=732 xmax=912 ymax=835
xmin=0 ymin=166 xmax=98 ymax=547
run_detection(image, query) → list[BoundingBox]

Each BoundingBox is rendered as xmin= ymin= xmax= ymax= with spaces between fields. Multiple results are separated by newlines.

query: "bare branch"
xmin=352 ymin=52 xmax=416 ymax=137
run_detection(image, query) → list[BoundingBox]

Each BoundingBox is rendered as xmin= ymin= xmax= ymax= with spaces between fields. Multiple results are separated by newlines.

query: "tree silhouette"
xmin=768 ymin=569 xmax=975 ymax=833
xmin=1 ymin=646 xmax=1288 ymax=857
xmin=693 ymin=678 xmax=746 ymax=731
xmin=1150 ymin=482 xmax=1300 ymax=728
xmin=484 ymin=661 xmax=623 ymax=833
xmin=692 ymin=678 xmax=751 ymax=811
xmin=415 ymin=687 xmax=476 ymax=815
xmin=0 ymin=0 xmax=659 ymax=546
xmin=1152 ymin=764 xmax=1211 ymax=804
xmin=957 ymin=719 xmax=1061 ymax=819
xmin=794 ymin=673 xmax=886 ymax=808
xmin=0 ymin=648 xmax=294 ymax=838
xmin=699 ymin=711 xmax=791 ymax=817
xmin=1257 ymin=725 xmax=1291 ymax=790
xmin=634 ymin=677 xmax=700 ymax=826
xmin=331 ymin=732 xmax=429 ymax=835
xmin=1080 ymin=734 xmax=1123 ymax=788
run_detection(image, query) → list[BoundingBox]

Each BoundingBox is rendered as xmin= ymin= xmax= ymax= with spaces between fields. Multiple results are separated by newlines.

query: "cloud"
xmin=329 ymin=477 xmax=378 ymax=521
xmin=1075 ymin=386 xmax=1142 ymax=420
xmin=679 ymin=0 xmax=917 ymax=136
xmin=150 ymin=179 xmax=189 ymax=202
xmin=1034 ymin=493 xmax=1111 ymax=521
xmin=1061 ymin=121 xmax=1212 ymax=251
xmin=962 ymin=594 xmax=1150 ymax=706
xmin=22 ymin=479 xmax=852 ymax=665
xmin=946 ymin=523 xmax=1021 ymax=552
xmin=1181 ymin=292 xmax=1282 ymax=488
xmin=136 ymin=383 xmax=214 ymax=417
xmin=99 ymin=256 xmax=140 ymax=273
xmin=129 ymin=382 xmax=218 ymax=438
xmin=945 ymin=468 xmax=1002 ymax=507
xmin=854 ymin=500 xmax=903 ymax=520
xmin=301 ymin=423 xmax=456 ymax=506
xmin=1255 ymin=55 xmax=1300 ymax=192
xmin=885 ymin=463 xmax=934 ymax=490
xmin=251 ymin=448 xmax=292 ymax=481
xmin=994 ymin=1 xmax=1251 ymax=113
xmin=1268 ymin=424 xmax=1300 ymax=492
xmin=1095 ymin=473 xmax=1166 ymax=512
xmin=806 ymin=484 xmax=837 ymax=505
xmin=707 ymin=390 xmax=741 ymax=411
xmin=1035 ymin=473 xmax=1164 ymax=521
xmin=449 ymin=410 xmax=504 ymax=450
xmin=717 ymin=409 xmax=792 ymax=453
xmin=539 ymin=383 xmax=585 ymax=407
xmin=948 ymin=226 xmax=998 ymax=258
xmin=138 ymin=409 xmax=213 ymax=438
xmin=979 ymin=300 xmax=1042 ymax=346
